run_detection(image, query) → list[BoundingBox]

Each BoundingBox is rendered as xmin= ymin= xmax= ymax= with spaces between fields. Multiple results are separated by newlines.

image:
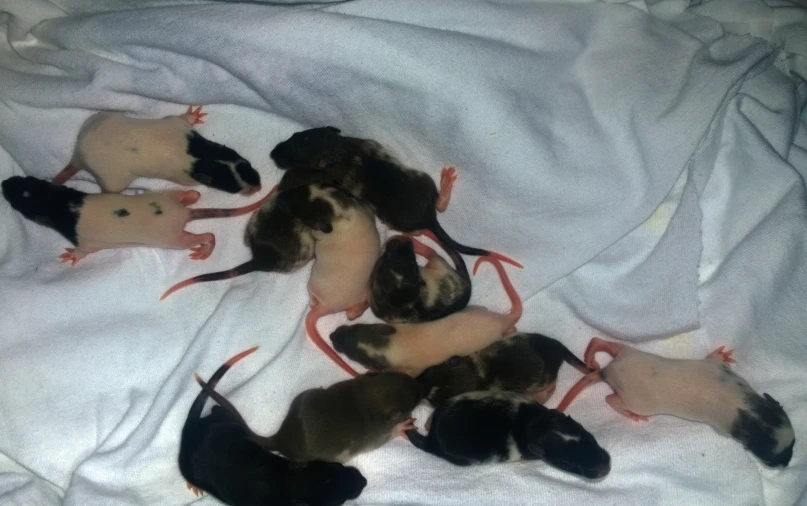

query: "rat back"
xmin=77 ymin=192 xmax=189 ymax=248
xmin=74 ymin=113 xmax=196 ymax=192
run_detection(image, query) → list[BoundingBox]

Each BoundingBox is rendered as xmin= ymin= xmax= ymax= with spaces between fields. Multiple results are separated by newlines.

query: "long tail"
xmin=160 ymin=261 xmax=256 ymax=300
xmin=188 ymin=185 xmax=277 ymax=221
xmin=554 ymin=370 xmax=603 ymax=412
xmin=186 ymin=346 xmax=259 ymax=423
xmin=473 ymin=256 xmax=522 ymax=329
xmin=51 ymin=163 xmax=80 ymax=185
xmin=547 ymin=338 xmax=589 ymax=375
xmin=427 ymin=220 xmax=523 ymax=269
xmin=305 ymin=310 xmax=360 ymax=377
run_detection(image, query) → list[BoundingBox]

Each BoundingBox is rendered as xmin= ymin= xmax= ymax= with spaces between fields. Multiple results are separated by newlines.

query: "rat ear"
xmin=317 ymin=221 xmax=333 ymax=233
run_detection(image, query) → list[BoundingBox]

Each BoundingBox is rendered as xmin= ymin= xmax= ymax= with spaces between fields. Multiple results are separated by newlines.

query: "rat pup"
xmin=270 ymin=127 xmax=520 ymax=267
xmin=406 ymin=390 xmax=611 ymax=479
xmin=180 ymin=347 xmax=367 ymax=506
xmin=330 ymin=256 xmax=522 ymax=377
xmin=2 ymin=176 xmax=273 ymax=265
xmin=555 ymin=338 xmax=796 ymax=468
xmin=160 ymin=187 xmax=319 ymax=299
xmin=53 ymin=106 xmax=261 ymax=195
xmin=418 ymin=333 xmax=590 ymax=406
xmin=273 ymin=184 xmax=380 ymax=377
xmin=195 ymin=371 xmax=424 ymax=463
xmin=370 ymin=235 xmax=471 ymax=323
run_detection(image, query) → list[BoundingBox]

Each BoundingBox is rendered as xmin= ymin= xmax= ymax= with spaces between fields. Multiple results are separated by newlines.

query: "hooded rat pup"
xmin=195 ymin=371 xmax=424 ymax=463
xmin=180 ymin=347 xmax=367 ymax=506
xmin=1 ymin=176 xmax=274 ymax=265
xmin=273 ymin=184 xmax=380 ymax=377
xmin=52 ymin=106 xmax=261 ymax=195
xmin=370 ymin=234 xmax=471 ymax=323
xmin=555 ymin=337 xmax=796 ymax=468
xmin=418 ymin=333 xmax=589 ymax=406
xmin=330 ymin=256 xmax=522 ymax=377
xmin=270 ymin=127 xmax=521 ymax=267
xmin=160 ymin=186 xmax=319 ymax=299
xmin=406 ymin=390 xmax=611 ymax=479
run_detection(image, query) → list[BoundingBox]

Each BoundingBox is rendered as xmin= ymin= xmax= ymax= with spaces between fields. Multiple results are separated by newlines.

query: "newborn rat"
xmin=330 ymin=256 xmax=522 ymax=377
xmin=406 ymin=390 xmax=611 ymax=479
xmin=270 ymin=127 xmax=521 ymax=267
xmin=53 ymin=106 xmax=261 ymax=195
xmin=273 ymin=185 xmax=380 ymax=377
xmin=1 ymin=176 xmax=273 ymax=265
xmin=555 ymin=338 xmax=796 ymax=468
xmin=159 ymin=187 xmax=318 ymax=299
xmin=179 ymin=347 xmax=367 ymax=506
xmin=418 ymin=333 xmax=589 ymax=406
xmin=195 ymin=371 xmax=424 ymax=463
xmin=370 ymin=235 xmax=471 ymax=323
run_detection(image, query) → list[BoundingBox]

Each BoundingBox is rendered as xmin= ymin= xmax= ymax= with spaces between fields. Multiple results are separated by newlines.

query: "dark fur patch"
xmin=2 ymin=176 xmax=85 ymax=245
xmin=730 ymin=392 xmax=794 ymax=467
xmin=113 ymin=208 xmax=130 ymax=218
xmin=187 ymin=131 xmax=259 ymax=194
xmin=149 ymin=202 xmax=163 ymax=215
xmin=329 ymin=325 xmax=394 ymax=370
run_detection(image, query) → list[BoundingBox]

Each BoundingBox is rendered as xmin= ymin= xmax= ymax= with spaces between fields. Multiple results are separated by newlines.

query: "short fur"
xmin=270 ymin=127 xmax=518 ymax=265
xmin=370 ymin=235 xmax=471 ymax=323
xmin=55 ymin=109 xmax=261 ymax=195
xmin=180 ymin=348 xmax=367 ymax=506
xmin=195 ymin=372 xmax=424 ymax=463
xmin=406 ymin=391 xmax=610 ymax=479
xmin=418 ymin=333 xmax=589 ymax=406
xmin=556 ymin=338 xmax=796 ymax=468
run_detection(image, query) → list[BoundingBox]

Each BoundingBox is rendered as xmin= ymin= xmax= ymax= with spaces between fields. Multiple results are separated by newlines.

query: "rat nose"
xmin=595 ymin=462 xmax=610 ymax=478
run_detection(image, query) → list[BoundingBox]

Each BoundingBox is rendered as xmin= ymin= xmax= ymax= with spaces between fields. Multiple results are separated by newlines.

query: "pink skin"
xmin=556 ymin=337 xmax=739 ymax=423
xmin=59 ymin=186 xmax=275 ymax=266
xmin=182 ymin=105 xmax=208 ymax=126
xmin=394 ymin=417 xmax=418 ymax=439
xmin=436 ymin=166 xmax=457 ymax=213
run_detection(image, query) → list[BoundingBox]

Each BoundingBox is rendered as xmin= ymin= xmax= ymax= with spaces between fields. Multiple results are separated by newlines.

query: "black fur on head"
xmin=520 ymin=407 xmax=611 ymax=479
xmin=270 ymin=126 xmax=342 ymax=171
xmin=370 ymin=235 xmax=423 ymax=319
xmin=284 ymin=460 xmax=367 ymax=506
xmin=730 ymin=392 xmax=795 ymax=467
xmin=274 ymin=185 xmax=335 ymax=233
xmin=186 ymin=131 xmax=261 ymax=195
xmin=2 ymin=176 xmax=85 ymax=245
xmin=329 ymin=324 xmax=396 ymax=371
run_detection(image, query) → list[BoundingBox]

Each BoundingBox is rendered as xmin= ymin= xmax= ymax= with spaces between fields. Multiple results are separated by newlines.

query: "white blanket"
xmin=0 ymin=0 xmax=805 ymax=505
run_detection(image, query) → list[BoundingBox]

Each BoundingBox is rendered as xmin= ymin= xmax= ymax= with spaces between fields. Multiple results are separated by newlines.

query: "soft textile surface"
xmin=0 ymin=0 xmax=805 ymax=505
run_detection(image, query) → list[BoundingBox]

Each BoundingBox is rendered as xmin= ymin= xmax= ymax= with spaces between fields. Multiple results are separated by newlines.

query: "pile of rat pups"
xmin=0 ymin=106 xmax=796 ymax=506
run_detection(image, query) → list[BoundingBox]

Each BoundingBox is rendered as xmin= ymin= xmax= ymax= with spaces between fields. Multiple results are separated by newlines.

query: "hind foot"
xmin=183 ymin=232 xmax=215 ymax=260
xmin=707 ymin=346 xmax=737 ymax=365
xmin=436 ymin=166 xmax=457 ymax=213
xmin=175 ymin=190 xmax=201 ymax=206
xmin=394 ymin=418 xmax=418 ymax=439
xmin=606 ymin=394 xmax=649 ymax=423
xmin=183 ymin=105 xmax=208 ymax=126
xmin=345 ymin=301 xmax=369 ymax=320
xmin=58 ymin=248 xmax=88 ymax=266
xmin=186 ymin=482 xmax=204 ymax=496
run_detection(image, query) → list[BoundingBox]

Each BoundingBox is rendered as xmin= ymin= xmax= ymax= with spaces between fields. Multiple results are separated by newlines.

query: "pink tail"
xmin=305 ymin=311 xmax=360 ymax=377
xmin=554 ymin=371 xmax=603 ymax=412
xmin=188 ymin=185 xmax=277 ymax=221
xmin=473 ymin=256 xmax=522 ymax=328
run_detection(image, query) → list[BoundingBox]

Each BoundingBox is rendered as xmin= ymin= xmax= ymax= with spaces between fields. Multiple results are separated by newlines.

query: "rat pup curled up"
xmin=179 ymin=347 xmax=367 ymax=506
xmin=330 ymin=256 xmax=522 ymax=377
xmin=195 ymin=371 xmax=424 ymax=464
xmin=406 ymin=390 xmax=611 ymax=479
xmin=270 ymin=127 xmax=520 ymax=267
xmin=418 ymin=333 xmax=589 ymax=406
xmin=555 ymin=338 xmax=796 ymax=468
xmin=53 ymin=106 xmax=261 ymax=195
xmin=2 ymin=176 xmax=273 ymax=265
xmin=370 ymin=235 xmax=471 ymax=323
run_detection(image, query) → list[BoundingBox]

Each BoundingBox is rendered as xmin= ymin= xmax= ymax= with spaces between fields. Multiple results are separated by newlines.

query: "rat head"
xmin=2 ymin=176 xmax=85 ymax=244
xmin=351 ymin=372 xmax=424 ymax=426
xmin=270 ymin=126 xmax=343 ymax=171
xmin=284 ymin=460 xmax=367 ymax=506
xmin=371 ymin=235 xmax=423 ymax=307
xmin=731 ymin=392 xmax=795 ymax=467
xmin=524 ymin=408 xmax=610 ymax=479
xmin=330 ymin=324 xmax=397 ymax=371
xmin=417 ymin=356 xmax=480 ymax=406
xmin=186 ymin=131 xmax=261 ymax=195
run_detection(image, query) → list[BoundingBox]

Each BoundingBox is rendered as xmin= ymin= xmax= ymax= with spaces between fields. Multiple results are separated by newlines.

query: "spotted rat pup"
xmin=53 ymin=106 xmax=261 ymax=195
xmin=194 ymin=371 xmax=424 ymax=463
xmin=179 ymin=347 xmax=367 ymax=506
xmin=418 ymin=333 xmax=590 ymax=406
xmin=370 ymin=235 xmax=471 ymax=323
xmin=406 ymin=390 xmax=611 ymax=479
xmin=270 ymin=127 xmax=520 ymax=267
xmin=1 ymin=176 xmax=273 ymax=265
xmin=555 ymin=338 xmax=795 ymax=468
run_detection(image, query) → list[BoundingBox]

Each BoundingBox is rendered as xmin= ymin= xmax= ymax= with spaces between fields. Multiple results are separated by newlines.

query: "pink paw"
xmin=708 ymin=346 xmax=737 ymax=365
xmin=186 ymin=482 xmax=203 ymax=496
xmin=394 ymin=417 xmax=417 ymax=439
xmin=58 ymin=248 xmax=84 ymax=266
xmin=441 ymin=166 xmax=457 ymax=187
xmin=188 ymin=241 xmax=214 ymax=260
xmin=185 ymin=105 xmax=208 ymax=126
